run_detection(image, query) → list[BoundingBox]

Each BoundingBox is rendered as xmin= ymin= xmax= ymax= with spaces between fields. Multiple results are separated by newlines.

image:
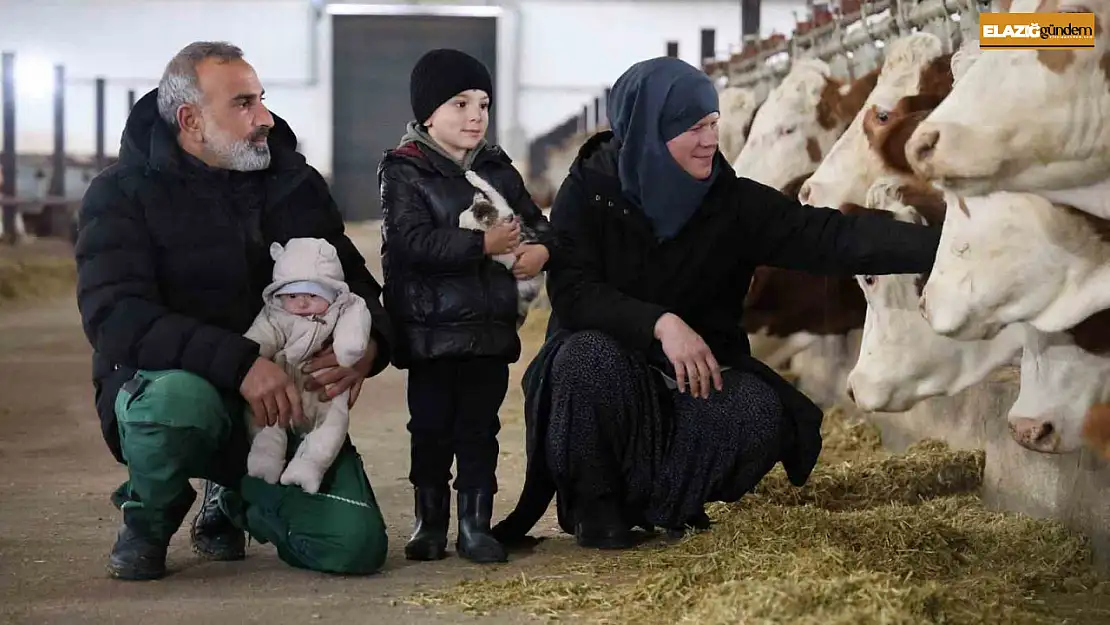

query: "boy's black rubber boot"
xmin=405 ymin=486 xmax=450 ymax=561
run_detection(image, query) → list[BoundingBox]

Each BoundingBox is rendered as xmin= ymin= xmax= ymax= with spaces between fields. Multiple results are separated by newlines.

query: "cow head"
xmin=732 ymin=58 xmax=877 ymax=191
xmin=717 ymin=86 xmax=761 ymax=163
xmin=1009 ymin=311 xmax=1110 ymax=454
xmin=920 ymin=189 xmax=1110 ymax=340
xmin=844 ymin=177 xmax=1024 ymax=413
xmin=799 ymin=32 xmax=953 ymax=210
xmin=907 ymin=0 xmax=1110 ymax=195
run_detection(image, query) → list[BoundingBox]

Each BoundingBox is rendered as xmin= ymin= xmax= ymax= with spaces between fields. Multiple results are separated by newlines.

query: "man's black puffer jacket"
xmin=75 ymin=88 xmax=394 ymax=463
xmin=378 ymin=141 xmax=555 ymax=369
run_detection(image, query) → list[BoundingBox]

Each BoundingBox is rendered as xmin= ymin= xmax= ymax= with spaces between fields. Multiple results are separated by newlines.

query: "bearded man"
xmin=74 ymin=41 xmax=394 ymax=581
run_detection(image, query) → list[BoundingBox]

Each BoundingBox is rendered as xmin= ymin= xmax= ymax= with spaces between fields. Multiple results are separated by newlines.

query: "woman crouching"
xmin=491 ymin=57 xmax=940 ymax=549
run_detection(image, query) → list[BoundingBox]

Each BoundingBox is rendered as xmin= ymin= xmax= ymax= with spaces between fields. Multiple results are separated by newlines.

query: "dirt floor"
xmin=0 ymin=224 xmax=569 ymax=625
xmin=3 ymin=225 xmax=1109 ymax=625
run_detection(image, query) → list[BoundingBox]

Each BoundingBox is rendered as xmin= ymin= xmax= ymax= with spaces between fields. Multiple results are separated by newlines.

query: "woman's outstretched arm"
xmin=734 ymin=176 xmax=940 ymax=275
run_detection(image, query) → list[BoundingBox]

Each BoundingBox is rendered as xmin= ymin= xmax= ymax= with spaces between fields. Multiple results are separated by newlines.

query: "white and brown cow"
xmin=919 ymin=189 xmax=1110 ymax=339
xmin=1008 ymin=310 xmax=1110 ymax=455
xmin=844 ymin=177 xmax=1025 ymax=413
xmin=732 ymin=58 xmax=879 ymax=191
xmin=906 ymin=0 xmax=1110 ymax=219
xmin=799 ymin=32 xmax=954 ymax=210
xmin=847 ymin=181 xmax=1110 ymax=457
xmin=717 ymin=86 xmax=761 ymax=164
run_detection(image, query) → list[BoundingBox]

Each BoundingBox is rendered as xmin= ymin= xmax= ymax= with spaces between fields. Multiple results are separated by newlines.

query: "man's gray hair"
xmin=157 ymin=41 xmax=245 ymax=131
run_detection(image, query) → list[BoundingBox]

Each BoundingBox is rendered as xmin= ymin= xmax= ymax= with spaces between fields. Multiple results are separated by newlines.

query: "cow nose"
xmin=797 ymin=180 xmax=812 ymax=204
xmin=1009 ymin=417 xmax=1060 ymax=453
xmin=909 ymin=128 xmax=940 ymax=165
xmin=918 ymin=293 xmax=929 ymax=321
xmin=846 ymin=384 xmax=856 ymax=404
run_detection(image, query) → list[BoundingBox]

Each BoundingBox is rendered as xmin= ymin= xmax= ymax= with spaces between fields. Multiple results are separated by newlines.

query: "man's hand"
xmin=240 ymin=357 xmax=304 ymax=428
xmin=512 ymin=243 xmax=549 ymax=279
xmin=303 ymin=338 xmax=378 ymax=408
xmin=653 ymin=313 xmax=723 ymax=399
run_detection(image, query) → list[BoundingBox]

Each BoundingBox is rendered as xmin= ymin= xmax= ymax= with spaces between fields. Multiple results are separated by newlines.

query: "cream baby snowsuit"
xmin=243 ymin=237 xmax=373 ymax=494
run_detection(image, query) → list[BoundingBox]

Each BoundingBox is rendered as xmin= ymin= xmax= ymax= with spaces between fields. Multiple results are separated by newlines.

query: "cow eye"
xmin=862 ymin=275 xmax=876 ymax=286
xmin=876 ymin=110 xmax=889 ymax=123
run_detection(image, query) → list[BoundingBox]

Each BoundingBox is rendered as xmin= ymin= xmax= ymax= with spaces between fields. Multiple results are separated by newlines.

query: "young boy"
xmin=377 ymin=48 xmax=556 ymax=564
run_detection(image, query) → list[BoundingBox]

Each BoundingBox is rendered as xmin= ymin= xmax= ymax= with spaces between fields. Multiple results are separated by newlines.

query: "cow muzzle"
xmin=1009 ymin=417 xmax=1063 ymax=453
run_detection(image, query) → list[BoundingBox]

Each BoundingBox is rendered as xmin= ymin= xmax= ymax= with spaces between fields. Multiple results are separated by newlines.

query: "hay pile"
xmin=0 ymin=257 xmax=76 ymax=306
xmin=414 ymin=409 xmax=1110 ymax=624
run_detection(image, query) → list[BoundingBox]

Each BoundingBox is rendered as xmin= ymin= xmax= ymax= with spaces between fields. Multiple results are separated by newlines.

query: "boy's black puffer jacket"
xmin=378 ymin=141 xmax=556 ymax=368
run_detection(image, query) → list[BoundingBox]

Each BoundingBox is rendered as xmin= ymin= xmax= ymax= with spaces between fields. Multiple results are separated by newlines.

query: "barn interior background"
xmin=2 ymin=1 xmax=1110 ymax=624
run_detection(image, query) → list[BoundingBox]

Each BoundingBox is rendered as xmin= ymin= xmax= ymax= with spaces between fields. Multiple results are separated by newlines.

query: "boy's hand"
xmin=512 ymin=244 xmax=549 ymax=279
xmin=484 ymin=217 xmax=520 ymax=255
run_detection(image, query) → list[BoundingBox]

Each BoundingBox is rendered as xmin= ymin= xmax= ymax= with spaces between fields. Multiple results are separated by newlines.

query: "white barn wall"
xmin=0 ymin=0 xmax=807 ymax=177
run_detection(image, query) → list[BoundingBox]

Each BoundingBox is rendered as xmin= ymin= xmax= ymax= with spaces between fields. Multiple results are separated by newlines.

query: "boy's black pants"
xmin=406 ymin=357 xmax=509 ymax=493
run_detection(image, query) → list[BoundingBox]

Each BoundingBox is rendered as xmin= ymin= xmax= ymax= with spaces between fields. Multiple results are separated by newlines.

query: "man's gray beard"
xmin=204 ymin=131 xmax=271 ymax=172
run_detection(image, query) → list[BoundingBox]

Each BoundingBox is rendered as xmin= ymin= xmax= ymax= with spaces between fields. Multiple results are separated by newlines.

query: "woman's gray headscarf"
xmin=607 ymin=57 xmax=721 ymax=241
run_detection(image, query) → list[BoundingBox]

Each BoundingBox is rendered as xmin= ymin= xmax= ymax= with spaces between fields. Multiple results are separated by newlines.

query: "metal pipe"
xmin=729 ymin=0 xmax=960 ymax=87
xmin=127 ymin=89 xmax=136 ymax=112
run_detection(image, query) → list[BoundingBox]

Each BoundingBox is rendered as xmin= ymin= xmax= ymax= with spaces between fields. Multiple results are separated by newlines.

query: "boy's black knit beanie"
xmin=410 ymin=48 xmax=494 ymax=125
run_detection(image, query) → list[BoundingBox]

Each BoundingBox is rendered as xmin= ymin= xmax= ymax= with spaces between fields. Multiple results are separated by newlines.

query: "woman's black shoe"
xmin=404 ymin=487 xmax=450 ymax=561
xmin=456 ymin=490 xmax=508 ymax=563
xmin=574 ymin=497 xmax=637 ymax=549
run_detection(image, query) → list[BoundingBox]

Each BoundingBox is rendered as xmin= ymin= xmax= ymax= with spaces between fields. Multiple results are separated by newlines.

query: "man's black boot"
xmin=107 ymin=519 xmax=169 ymax=581
xmin=190 ymin=480 xmax=246 ymax=561
xmin=404 ymin=487 xmax=450 ymax=561
xmin=456 ymin=490 xmax=508 ymax=563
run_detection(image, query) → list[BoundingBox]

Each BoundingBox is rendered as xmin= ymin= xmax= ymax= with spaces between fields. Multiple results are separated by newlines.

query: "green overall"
xmin=109 ymin=369 xmax=388 ymax=575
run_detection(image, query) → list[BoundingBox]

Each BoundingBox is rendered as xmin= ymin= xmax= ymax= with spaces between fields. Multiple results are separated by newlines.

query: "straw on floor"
xmin=412 ymin=406 xmax=1110 ymax=624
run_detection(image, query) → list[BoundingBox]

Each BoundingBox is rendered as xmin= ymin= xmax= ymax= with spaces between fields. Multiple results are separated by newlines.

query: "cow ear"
xmin=270 ymin=242 xmax=284 ymax=261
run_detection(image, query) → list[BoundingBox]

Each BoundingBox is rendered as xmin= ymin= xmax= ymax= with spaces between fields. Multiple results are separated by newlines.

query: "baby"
xmin=243 ymin=237 xmax=372 ymax=494
xmin=458 ymin=169 xmax=545 ymax=327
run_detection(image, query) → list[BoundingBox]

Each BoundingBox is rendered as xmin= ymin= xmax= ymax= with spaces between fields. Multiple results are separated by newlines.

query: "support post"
xmin=95 ymin=77 xmax=106 ymax=172
xmin=127 ymin=88 xmax=136 ymax=112
xmin=742 ymin=0 xmax=762 ymax=37
xmin=701 ymin=28 xmax=717 ymax=66
xmin=1 ymin=52 xmax=17 ymax=244
xmin=46 ymin=64 xmax=68 ymax=238
xmin=666 ymin=41 xmax=679 ymax=57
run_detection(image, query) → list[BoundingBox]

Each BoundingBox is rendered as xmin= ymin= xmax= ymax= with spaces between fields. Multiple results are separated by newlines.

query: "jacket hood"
xmin=262 ymin=237 xmax=351 ymax=305
xmin=397 ymin=121 xmax=488 ymax=170
xmin=119 ymin=88 xmax=302 ymax=174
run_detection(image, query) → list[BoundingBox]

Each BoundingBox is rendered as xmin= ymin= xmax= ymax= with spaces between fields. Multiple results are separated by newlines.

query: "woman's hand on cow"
xmin=512 ymin=243 xmax=549 ymax=279
xmin=653 ymin=313 xmax=723 ymax=399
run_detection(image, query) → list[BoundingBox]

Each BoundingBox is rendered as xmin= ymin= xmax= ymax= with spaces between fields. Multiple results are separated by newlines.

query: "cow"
xmin=798 ymin=31 xmax=954 ymax=210
xmin=1082 ymin=403 xmax=1110 ymax=461
xmin=732 ymin=58 xmax=878 ymax=191
xmin=742 ymin=173 xmax=868 ymax=379
xmin=717 ymin=86 xmax=761 ymax=164
xmin=1008 ymin=310 xmax=1110 ymax=455
xmin=905 ymin=0 xmax=1110 ymax=219
xmin=845 ymin=181 xmax=1110 ymax=457
xmin=844 ymin=177 xmax=1025 ymax=413
xmin=919 ymin=190 xmax=1110 ymax=340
